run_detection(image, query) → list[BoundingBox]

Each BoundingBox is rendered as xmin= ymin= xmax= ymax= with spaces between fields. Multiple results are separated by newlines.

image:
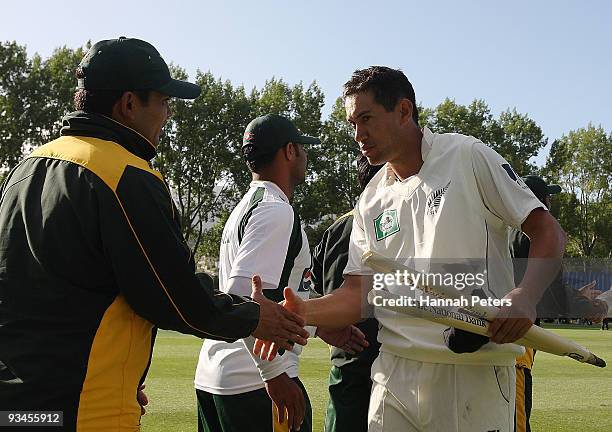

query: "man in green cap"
xmin=195 ymin=114 xmax=367 ymax=432
xmin=0 ymin=37 xmax=308 ymax=432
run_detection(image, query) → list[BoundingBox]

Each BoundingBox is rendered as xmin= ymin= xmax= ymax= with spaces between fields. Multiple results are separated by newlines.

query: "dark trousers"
xmin=197 ymin=377 xmax=311 ymax=432
xmin=324 ymin=365 xmax=372 ymax=432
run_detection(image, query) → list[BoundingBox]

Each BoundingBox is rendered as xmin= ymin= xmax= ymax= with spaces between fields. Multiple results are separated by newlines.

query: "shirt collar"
xmin=421 ymin=126 xmax=434 ymax=161
xmin=249 ymin=180 xmax=289 ymax=202
xmin=384 ymin=127 xmax=434 ymax=185
xmin=60 ymin=111 xmax=157 ymax=161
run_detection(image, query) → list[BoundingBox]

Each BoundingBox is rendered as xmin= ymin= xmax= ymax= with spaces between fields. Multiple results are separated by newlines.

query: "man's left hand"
xmin=254 ymin=287 xmax=306 ymax=361
xmin=137 ymin=384 xmax=149 ymax=415
xmin=488 ymin=287 xmax=535 ymax=344
xmin=316 ymin=326 xmax=369 ymax=354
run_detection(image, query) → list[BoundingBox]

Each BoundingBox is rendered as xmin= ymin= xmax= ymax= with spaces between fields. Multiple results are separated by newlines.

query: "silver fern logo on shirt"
xmin=374 ymin=209 xmax=400 ymax=241
xmin=426 ymin=181 xmax=451 ymax=216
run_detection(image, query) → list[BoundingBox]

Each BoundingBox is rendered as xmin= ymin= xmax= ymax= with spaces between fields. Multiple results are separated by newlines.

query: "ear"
xmin=113 ymin=91 xmax=139 ymax=121
xmin=398 ymin=98 xmax=414 ymax=125
xmin=284 ymin=142 xmax=297 ymax=161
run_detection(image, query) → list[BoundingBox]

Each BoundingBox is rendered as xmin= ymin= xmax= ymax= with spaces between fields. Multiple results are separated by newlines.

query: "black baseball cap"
xmin=242 ymin=114 xmax=320 ymax=160
xmin=77 ymin=37 xmax=200 ymax=99
xmin=523 ymin=175 xmax=562 ymax=202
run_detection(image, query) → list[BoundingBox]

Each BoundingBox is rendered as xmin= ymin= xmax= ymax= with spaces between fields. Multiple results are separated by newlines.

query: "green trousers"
xmin=197 ymin=377 xmax=312 ymax=432
xmin=324 ymin=365 xmax=373 ymax=432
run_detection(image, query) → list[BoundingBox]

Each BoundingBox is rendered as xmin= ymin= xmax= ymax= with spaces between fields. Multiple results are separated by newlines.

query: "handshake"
xmin=248 ymin=274 xmax=368 ymax=361
xmin=247 ymin=274 xmax=368 ymax=430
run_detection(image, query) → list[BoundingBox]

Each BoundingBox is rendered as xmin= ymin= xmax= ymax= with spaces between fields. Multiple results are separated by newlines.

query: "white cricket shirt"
xmin=344 ymin=127 xmax=544 ymax=366
xmin=195 ymin=181 xmax=312 ymax=395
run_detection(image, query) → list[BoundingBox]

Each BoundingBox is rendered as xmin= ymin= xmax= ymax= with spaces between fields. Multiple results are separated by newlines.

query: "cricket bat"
xmin=363 ymin=250 xmax=606 ymax=368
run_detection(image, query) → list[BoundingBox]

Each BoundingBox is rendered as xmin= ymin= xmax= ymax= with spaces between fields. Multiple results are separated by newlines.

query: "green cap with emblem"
xmin=77 ymin=37 xmax=200 ymax=99
xmin=242 ymin=114 xmax=320 ymax=161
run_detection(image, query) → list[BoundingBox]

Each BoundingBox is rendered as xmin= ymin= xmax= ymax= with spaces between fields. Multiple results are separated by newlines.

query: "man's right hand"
xmin=264 ymin=373 xmax=305 ymax=431
xmin=255 ymin=286 xmax=306 ymax=360
xmin=586 ymin=299 xmax=609 ymax=323
xmin=488 ymin=287 xmax=536 ymax=344
xmin=250 ymin=275 xmax=308 ymax=352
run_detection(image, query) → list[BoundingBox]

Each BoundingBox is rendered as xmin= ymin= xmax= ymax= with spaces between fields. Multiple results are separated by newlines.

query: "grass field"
xmin=141 ymin=326 xmax=612 ymax=431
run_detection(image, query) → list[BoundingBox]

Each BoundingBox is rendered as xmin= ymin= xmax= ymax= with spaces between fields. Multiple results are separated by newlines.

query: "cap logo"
xmin=244 ymin=131 xmax=255 ymax=142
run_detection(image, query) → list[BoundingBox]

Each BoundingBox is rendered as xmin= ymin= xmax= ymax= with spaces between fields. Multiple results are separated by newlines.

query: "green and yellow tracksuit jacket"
xmin=0 ymin=111 xmax=259 ymax=431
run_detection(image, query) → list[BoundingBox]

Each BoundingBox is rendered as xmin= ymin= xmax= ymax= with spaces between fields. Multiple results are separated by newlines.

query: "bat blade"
xmin=363 ymin=250 xmax=606 ymax=368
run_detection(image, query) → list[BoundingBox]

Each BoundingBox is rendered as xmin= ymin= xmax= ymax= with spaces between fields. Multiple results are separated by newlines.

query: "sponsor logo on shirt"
xmin=298 ymin=268 xmax=312 ymax=292
xmin=374 ymin=209 xmax=400 ymax=241
xmin=426 ymin=181 xmax=451 ymax=216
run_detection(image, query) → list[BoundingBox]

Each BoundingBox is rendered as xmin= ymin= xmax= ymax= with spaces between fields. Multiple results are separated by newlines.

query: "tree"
xmin=8 ymin=39 xmax=606 ymax=263
xmin=0 ymin=41 xmax=32 ymax=170
xmin=0 ymin=42 xmax=86 ymax=171
xmin=34 ymin=45 xmax=87 ymax=144
xmin=430 ymin=98 xmax=503 ymax=147
xmin=250 ymin=77 xmax=292 ymax=119
xmin=248 ymin=78 xmax=326 ymax=244
xmin=197 ymin=210 xmax=230 ymax=267
xmin=545 ymin=124 xmax=612 ymax=257
xmin=294 ymin=97 xmax=360 ymax=246
xmin=156 ymin=74 xmax=327 ymax=262
xmin=496 ymin=108 xmax=546 ymax=175
xmin=417 ymin=103 xmax=434 ymax=129
xmin=428 ymin=98 xmax=545 ymax=176
xmin=155 ymin=69 xmax=254 ymax=255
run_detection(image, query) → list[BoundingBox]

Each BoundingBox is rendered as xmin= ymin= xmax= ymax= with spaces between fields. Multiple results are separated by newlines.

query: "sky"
xmin=3 ymin=0 xmax=611 ymax=166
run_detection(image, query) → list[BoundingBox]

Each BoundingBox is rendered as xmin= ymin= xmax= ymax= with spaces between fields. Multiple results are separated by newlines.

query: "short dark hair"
xmin=243 ymin=145 xmax=279 ymax=172
xmin=343 ymin=66 xmax=419 ymax=125
xmin=357 ymin=154 xmax=384 ymax=190
xmin=73 ymin=67 xmax=151 ymax=116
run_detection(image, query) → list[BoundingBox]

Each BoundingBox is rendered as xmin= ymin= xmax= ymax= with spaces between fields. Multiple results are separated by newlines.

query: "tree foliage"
xmin=0 ymin=41 xmax=36 ymax=169
xmin=156 ymin=75 xmax=326 ymax=256
xmin=1 ymin=41 xmax=609 ymax=260
xmin=426 ymin=98 xmax=546 ymax=175
xmin=545 ymin=124 xmax=612 ymax=257
xmin=0 ymin=42 xmax=85 ymax=170
xmin=155 ymin=69 xmax=254 ymax=254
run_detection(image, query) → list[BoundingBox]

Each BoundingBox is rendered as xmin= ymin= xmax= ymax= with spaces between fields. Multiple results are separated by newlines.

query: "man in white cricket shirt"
xmin=195 ymin=114 xmax=366 ymax=432
xmin=259 ymin=67 xmax=566 ymax=432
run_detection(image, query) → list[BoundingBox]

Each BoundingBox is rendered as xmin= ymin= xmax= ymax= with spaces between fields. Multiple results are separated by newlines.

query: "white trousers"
xmin=368 ymin=352 xmax=515 ymax=432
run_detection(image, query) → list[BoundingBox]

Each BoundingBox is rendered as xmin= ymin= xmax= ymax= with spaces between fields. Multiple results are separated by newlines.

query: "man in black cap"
xmin=0 ymin=38 xmax=308 ymax=431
